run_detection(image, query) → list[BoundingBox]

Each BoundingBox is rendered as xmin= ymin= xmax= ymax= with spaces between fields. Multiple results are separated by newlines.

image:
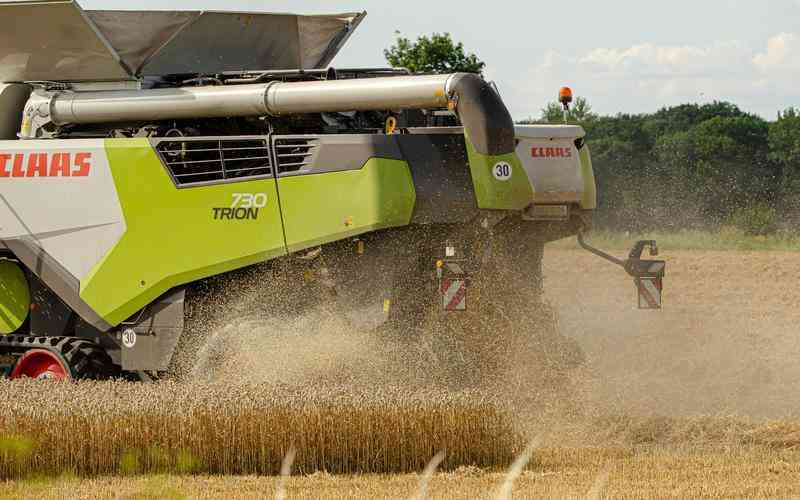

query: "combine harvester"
xmin=0 ymin=1 xmax=665 ymax=380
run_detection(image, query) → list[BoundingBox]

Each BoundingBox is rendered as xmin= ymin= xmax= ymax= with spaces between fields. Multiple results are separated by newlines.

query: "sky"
xmin=83 ymin=0 xmax=800 ymax=121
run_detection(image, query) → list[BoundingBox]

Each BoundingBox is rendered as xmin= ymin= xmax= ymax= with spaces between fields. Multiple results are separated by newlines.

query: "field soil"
xmin=3 ymin=247 xmax=800 ymax=498
xmin=6 ymin=446 xmax=800 ymax=499
xmin=545 ymin=249 xmax=800 ymax=420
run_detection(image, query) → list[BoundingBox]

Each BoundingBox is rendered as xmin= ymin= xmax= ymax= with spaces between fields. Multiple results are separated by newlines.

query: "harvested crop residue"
xmin=544 ymin=249 xmax=800 ymax=421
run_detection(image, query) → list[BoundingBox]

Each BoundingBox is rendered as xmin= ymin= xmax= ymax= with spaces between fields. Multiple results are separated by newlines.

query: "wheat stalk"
xmin=275 ymin=445 xmax=297 ymax=500
xmin=495 ymin=434 xmax=543 ymax=500
xmin=410 ymin=451 xmax=446 ymax=500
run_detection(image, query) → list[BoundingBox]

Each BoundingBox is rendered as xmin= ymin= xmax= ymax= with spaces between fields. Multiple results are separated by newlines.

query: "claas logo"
xmin=0 ymin=152 xmax=92 ymax=178
xmin=531 ymin=147 xmax=572 ymax=159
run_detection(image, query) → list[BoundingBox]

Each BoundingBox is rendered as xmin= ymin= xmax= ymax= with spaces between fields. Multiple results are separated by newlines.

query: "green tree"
xmin=769 ymin=108 xmax=800 ymax=214
xmin=384 ymin=33 xmax=485 ymax=75
xmin=679 ymin=114 xmax=771 ymax=220
xmin=589 ymin=136 xmax=653 ymax=230
xmin=645 ymin=101 xmax=746 ymax=138
xmin=769 ymin=108 xmax=800 ymax=174
xmin=520 ymin=97 xmax=793 ymax=232
xmin=539 ymin=97 xmax=597 ymax=124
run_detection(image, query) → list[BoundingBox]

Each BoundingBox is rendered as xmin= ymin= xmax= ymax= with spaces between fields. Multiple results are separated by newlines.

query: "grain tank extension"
xmin=0 ymin=0 xmax=662 ymax=380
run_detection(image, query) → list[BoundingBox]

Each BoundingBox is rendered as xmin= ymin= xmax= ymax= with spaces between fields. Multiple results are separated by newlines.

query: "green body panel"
xmin=0 ymin=260 xmax=30 ymax=334
xmin=74 ymin=135 xmax=533 ymax=327
xmin=579 ymin=145 xmax=597 ymax=210
xmin=464 ymin=137 xmax=534 ymax=210
xmin=279 ymin=158 xmax=416 ymax=253
xmin=80 ymin=139 xmax=287 ymax=326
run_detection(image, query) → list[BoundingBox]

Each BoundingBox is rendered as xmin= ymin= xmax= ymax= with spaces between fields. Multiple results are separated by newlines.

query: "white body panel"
xmin=0 ymin=139 xmax=125 ymax=281
xmin=515 ymin=125 xmax=586 ymax=204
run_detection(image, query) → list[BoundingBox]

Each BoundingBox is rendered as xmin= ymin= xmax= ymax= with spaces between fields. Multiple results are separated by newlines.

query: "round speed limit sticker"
xmin=493 ymin=161 xmax=512 ymax=181
xmin=121 ymin=328 xmax=137 ymax=348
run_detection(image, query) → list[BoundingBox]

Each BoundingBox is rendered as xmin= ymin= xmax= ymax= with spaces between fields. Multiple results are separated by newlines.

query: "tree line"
xmin=527 ymin=101 xmax=800 ymax=234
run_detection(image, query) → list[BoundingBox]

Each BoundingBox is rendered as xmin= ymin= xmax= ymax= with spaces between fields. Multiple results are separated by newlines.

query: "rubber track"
xmin=0 ymin=336 xmax=116 ymax=379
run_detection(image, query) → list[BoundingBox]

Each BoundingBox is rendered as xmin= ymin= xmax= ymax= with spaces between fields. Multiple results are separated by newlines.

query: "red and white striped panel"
xmin=441 ymin=278 xmax=467 ymax=311
xmin=636 ymin=277 xmax=662 ymax=309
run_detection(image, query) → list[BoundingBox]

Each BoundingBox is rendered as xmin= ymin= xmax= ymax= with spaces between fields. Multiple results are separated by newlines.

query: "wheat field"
xmin=5 ymin=380 xmax=800 ymax=498
xmin=3 ymin=248 xmax=800 ymax=498
xmin=0 ymin=380 xmax=519 ymax=479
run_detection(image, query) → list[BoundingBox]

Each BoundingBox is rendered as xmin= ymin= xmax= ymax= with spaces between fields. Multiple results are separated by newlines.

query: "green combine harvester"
xmin=0 ymin=1 xmax=664 ymax=381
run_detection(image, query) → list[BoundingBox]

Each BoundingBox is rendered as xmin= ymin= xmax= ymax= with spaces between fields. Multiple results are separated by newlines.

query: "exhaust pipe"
xmin=21 ymin=73 xmax=514 ymax=156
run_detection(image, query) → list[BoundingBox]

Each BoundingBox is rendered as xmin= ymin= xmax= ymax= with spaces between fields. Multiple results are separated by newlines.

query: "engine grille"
xmin=155 ymin=138 xmax=272 ymax=186
xmin=273 ymin=138 xmax=319 ymax=174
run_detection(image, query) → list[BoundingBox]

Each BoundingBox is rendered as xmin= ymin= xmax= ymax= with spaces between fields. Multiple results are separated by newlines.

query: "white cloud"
xmin=753 ymin=33 xmax=800 ymax=73
xmin=503 ymin=33 xmax=799 ymax=120
xmin=579 ymin=42 xmax=753 ymax=78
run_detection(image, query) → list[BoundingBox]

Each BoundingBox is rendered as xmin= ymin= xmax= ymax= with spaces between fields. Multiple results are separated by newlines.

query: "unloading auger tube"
xmin=20 ymin=73 xmax=515 ymax=155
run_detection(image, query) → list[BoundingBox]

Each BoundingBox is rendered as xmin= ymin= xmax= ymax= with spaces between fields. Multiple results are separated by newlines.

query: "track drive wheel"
xmin=9 ymin=349 xmax=69 ymax=380
xmin=7 ymin=337 xmax=115 ymax=380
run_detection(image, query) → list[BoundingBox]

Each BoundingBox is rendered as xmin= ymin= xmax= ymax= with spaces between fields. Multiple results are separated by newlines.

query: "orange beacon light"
xmin=559 ymin=86 xmax=573 ymax=107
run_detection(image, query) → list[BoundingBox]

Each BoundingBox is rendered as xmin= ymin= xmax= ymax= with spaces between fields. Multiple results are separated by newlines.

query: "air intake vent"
xmin=155 ymin=137 xmax=272 ymax=187
xmin=274 ymin=138 xmax=319 ymax=174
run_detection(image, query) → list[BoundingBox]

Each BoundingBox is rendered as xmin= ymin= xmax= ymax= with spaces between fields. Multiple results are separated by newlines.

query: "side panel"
xmin=79 ymin=138 xmax=287 ymax=326
xmin=512 ymin=125 xmax=596 ymax=210
xmin=0 ymin=139 xmax=126 ymax=330
xmin=465 ymin=134 xmax=534 ymax=211
xmin=579 ymin=145 xmax=597 ymax=210
xmin=397 ymin=133 xmax=477 ymax=224
xmin=515 ymin=137 xmax=583 ymax=204
xmin=278 ymin=158 xmax=416 ymax=253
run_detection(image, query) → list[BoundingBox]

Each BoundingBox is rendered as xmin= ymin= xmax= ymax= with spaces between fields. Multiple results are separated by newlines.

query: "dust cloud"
xmin=545 ymin=248 xmax=800 ymax=420
xmin=187 ymin=309 xmax=444 ymax=389
xmin=173 ymin=244 xmax=800 ymax=447
xmin=174 ymin=254 xmax=582 ymax=412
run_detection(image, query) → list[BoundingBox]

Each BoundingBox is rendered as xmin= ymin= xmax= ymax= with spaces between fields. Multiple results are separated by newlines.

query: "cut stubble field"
xmin=547 ymin=248 xmax=800 ymax=419
xmin=3 ymin=245 xmax=800 ymax=498
xmin=6 ymin=446 xmax=800 ymax=499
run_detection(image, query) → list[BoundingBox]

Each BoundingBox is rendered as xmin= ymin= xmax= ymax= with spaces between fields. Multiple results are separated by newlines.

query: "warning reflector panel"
xmin=636 ymin=277 xmax=662 ymax=310
xmin=441 ymin=278 xmax=467 ymax=311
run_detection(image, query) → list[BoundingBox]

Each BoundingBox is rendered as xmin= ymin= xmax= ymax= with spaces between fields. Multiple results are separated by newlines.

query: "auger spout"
xmin=20 ymin=73 xmax=515 ymax=156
